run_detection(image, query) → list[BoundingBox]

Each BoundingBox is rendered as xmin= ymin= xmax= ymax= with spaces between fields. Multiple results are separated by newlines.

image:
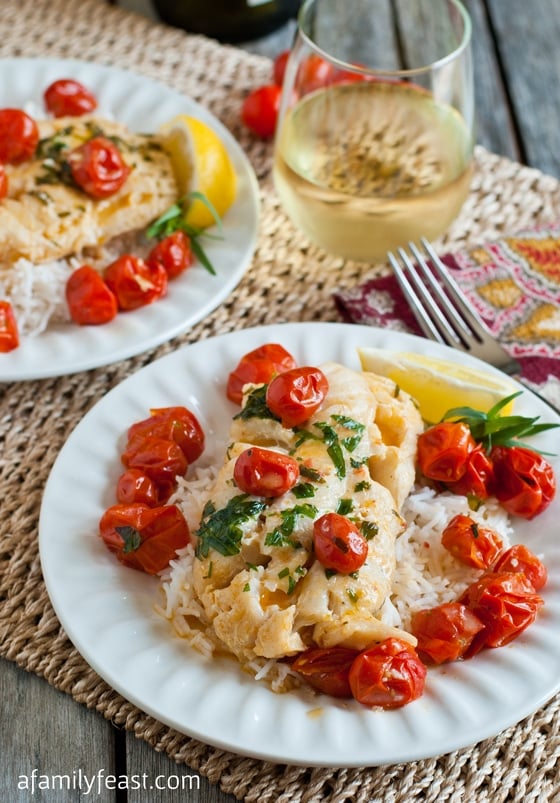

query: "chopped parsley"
xmin=336 ymin=498 xmax=354 ymax=515
xmin=195 ymin=495 xmax=266 ymax=558
xmin=354 ymin=480 xmax=371 ymax=492
xmin=264 ymin=503 xmax=317 ymax=547
xmin=234 ymin=384 xmax=279 ymax=422
xmin=292 ymin=482 xmax=316 ymax=499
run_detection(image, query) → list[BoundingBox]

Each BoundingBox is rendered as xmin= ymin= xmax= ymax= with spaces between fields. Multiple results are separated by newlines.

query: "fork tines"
xmin=388 ymin=238 xmax=492 ymax=349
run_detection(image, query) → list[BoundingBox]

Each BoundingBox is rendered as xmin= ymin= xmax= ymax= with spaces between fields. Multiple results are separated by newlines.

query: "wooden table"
xmin=2 ymin=1 xmax=560 ymax=801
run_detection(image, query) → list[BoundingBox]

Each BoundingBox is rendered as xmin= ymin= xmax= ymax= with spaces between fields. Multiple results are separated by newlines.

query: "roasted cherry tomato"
xmin=348 ymin=638 xmax=427 ymax=710
xmin=447 ymin=445 xmax=495 ymax=499
xmin=417 ymin=421 xmax=476 ymax=483
xmin=297 ymin=55 xmax=336 ymax=95
xmin=291 ymin=646 xmax=357 ymax=698
xmin=411 ymin=602 xmax=485 ymax=664
xmin=104 ymin=254 xmax=167 ymax=311
xmin=44 ymin=78 xmax=98 ymax=117
xmin=273 ymin=50 xmax=290 ymax=86
xmin=241 ymin=84 xmax=282 ymax=139
xmin=266 ymin=366 xmax=329 ymax=428
xmin=99 ymin=503 xmax=190 ymax=574
xmin=147 ymin=231 xmax=194 ymax=280
xmin=441 ymin=514 xmax=503 ymax=570
xmin=121 ymin=435 xmax=188 ymax=493
xmin=233 ymin=446 xmax=299 ymax=497
xmin=116 ymin=468 xmax=162 ymax=507
xmin=127 ymin=406 xmax=205 ymax=465
xmin=68 ymin=135 xmax=130 ymax=198
xmin=65 ymin=265 xmax=118 ymax=325
xmin=0 ymin=300 xmax=19 ymax=352
xmin=460 ymin=571 xmax=544 ymax=655
xmin=313 ymin=512 xmax=368 ymax=574
xmin=0 ymin=108 xmax=39 ymax=164
xmin=490 ymin=445 xmax=556 ymax=520
xmin=226 ymin=343 xmax=297 ymax=404
xmin=0 ymin=164 xmax=8 ymax=200
xmin=492 ymin=543 xmax=548 ymax=591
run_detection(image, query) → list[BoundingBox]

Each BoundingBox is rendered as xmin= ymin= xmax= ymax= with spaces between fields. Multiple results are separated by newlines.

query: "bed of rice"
xmin=157 ymin=466 xmax=513 ymax=691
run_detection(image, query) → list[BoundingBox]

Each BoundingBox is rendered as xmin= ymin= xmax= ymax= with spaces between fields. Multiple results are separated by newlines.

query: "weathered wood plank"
xmin=125 ymin=733 xmax=237 ymax=803
xmin=0 ymin=660 xmax=116 ymax=803
xmin=485 ymin=0 xmax=560 ymax=176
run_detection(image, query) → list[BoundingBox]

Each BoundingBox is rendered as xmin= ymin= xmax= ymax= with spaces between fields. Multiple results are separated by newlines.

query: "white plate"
xmin=0 ymin=58 xmax=259 ymax=381
xmin=39 ymin=322 xmax=560 ymax=767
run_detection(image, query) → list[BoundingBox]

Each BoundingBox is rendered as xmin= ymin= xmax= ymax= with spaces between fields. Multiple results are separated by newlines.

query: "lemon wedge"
xmin=358 ymin=347 xmax=518 ymax=423
xmin=158 ymin=114 xmax=237 ymax=229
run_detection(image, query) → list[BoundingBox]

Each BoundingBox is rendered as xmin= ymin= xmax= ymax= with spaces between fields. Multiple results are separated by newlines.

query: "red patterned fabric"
xmin=334 ymin=222 xmax=560 ymax=388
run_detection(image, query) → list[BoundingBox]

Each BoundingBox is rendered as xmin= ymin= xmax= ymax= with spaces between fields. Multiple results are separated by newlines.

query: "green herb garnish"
xmin=146 ymin=192 xmax=223 ymax=276
xmin=195 ymin=494 xmax=266 ymax=558
xmin=442 ymin=392 xmax=559 ymax=452
xmin=234 ymin=384 xmax=279 ymax=422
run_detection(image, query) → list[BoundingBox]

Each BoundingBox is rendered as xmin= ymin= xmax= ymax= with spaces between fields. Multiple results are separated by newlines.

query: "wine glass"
xmin=273 ymin=0 xmax=474 ymax=263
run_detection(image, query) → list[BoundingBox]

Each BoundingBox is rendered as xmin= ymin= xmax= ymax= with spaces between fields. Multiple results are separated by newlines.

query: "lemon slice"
xmin=158 ymin=114 xmax=237 ymax=229
xmin=358 ymin=347 xmax=518 ymax=423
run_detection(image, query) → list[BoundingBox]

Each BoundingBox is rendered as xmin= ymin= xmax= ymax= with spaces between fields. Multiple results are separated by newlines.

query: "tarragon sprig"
xmin=145 ymin=191 xmax=223 ymax=276
xmin=442 ymin=391 xmax=559 ymax=452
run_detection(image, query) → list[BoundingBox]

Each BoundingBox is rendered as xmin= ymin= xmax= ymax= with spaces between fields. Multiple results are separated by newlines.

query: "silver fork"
xmin=388 ymin=238 xmax=557 ymax=410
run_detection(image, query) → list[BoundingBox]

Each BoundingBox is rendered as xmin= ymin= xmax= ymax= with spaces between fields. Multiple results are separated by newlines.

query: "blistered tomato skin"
xmin=417 ymin=421 xmax=476 ymax=483
xmin=0 ymin=300 xmax=19 ymax=352
xmin=492 ymin=543 xmax=548 ymax=591
xmin=348 ymin=638 xmax=427 ymax=710
xmin=411 ymin=602 xmax=485 ymax=664
xmin=266 ymin=366 xmax=329 ymax=428
xmin=292 ymin=646 xmax=357 ymax=698
xmin=44 ymin=79 xmax=98 ymax=117
xmin=0 ymin=108 xmax=39 ymax=164
xmin=233 ymin=447 xmax=299 ymax=497
xmin=65 ymin=265 xmax=118 ymax=326
xmin=441 ymin=514 xmax=503 ymax=570
xmin=226 ymin=343 xmax=297 ymax=404
xmin=68 ymin=136 xmax=130 ymax=199
xmin=313 ymin=512 xmax=368 ymax=574
xmin=491 ymin=445 xmax=556 ymax=520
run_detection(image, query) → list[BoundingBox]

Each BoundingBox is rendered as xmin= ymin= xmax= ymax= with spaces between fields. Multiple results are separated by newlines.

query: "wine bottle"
xmin=153 ymin=0 xmax=302 ymax=42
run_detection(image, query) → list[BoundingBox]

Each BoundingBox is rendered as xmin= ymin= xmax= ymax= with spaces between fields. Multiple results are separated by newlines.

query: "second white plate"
xmin=0 ymin=58 xmax=259 ymax=381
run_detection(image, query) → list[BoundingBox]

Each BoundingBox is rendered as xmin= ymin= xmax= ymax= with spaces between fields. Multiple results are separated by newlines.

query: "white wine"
xmin=273 ymin=80 xmax=473 ymax=262
xmin=153 ymin=0 xmax=301 ymax=42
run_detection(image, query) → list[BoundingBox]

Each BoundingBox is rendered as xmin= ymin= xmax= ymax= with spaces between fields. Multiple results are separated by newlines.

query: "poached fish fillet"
xmin=1 ymin=116 xmax=178 ymax=265
xmin=191 ymin=362 xmax=424 ymax=664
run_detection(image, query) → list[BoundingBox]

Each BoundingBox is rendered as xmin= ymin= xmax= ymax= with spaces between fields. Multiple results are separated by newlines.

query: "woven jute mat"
xmin=1 ymin=1 xmax=559 ymax=800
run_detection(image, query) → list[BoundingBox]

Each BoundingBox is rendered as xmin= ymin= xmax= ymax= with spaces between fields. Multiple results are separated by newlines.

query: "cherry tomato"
xmin=44 ymin=78 xmax=98 ymax=118
xmin=227 ymin=343 xmax=297 ymax=404
xmin=348 ymin=638 xmax=427 ymax=710
xmin=411 ymin=602 xmax=485 ymax=664
xmin=104 ymin=254 xmax=167 ymax=311
xmin=460 ymin=571 xmax=544 ymax=655
xmin=441 ymin=514 xmax=504 ymax=570
xmin=241 ymin=84 xmax=282 ymax=139
xmin=65 ymin=265 xmax=118 ymax=325
xmin=116 ymin=468 xmax=162 ymax=507
xmin=0 ymin=108 xmax=39 ymax=164
xmin=266 ymin=366 xmax=329 ymax=428
xmin=147 ymin=231 xmax=193 ymax=280
xmin=121 ymin=435 xmax=188 ymax=492
xmin=417 ymin=421 xmax=476 ymax=483
xmin=0 ymin=164 xmax=8 ymax=200
xmin=127 ymin=406 xmax=205 ymax=464
xmin=291 ymin=646 xmax=357 ymax=698
xmin=68 ymin=135 xmax=130 ymax=198
xmin=297 ymin=55 xmax=336 ymax=95
xmin=233 ymin=446 xmax=299 ymax=497
xmin=99 ymin=503 xmax=190 ymax=574
xmin=492 ymin=543 xmax=548 ymax=591
xmin=447 ymin=445 xmax=495 ymax=499
xmin=313 ymin=512 xmax=368 ymax=574
xmin=0 ymin=300 xmax=19 ymax=352
xmin=490 ymin=445 xmax=556 ymax=520
xmin=273 ymin=50 xmax=290 ymax=86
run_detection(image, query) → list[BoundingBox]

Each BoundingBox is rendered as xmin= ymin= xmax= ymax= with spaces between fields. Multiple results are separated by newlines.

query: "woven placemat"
xmin=1 ymin=1 xmax=559 ymax=800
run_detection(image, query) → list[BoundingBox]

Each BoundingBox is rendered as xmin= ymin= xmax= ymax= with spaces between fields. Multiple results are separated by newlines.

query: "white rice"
xmin=157 ymin=467 xmax=513 ymax=679
xmin=0 ymin=258 xmax=75 ymax=336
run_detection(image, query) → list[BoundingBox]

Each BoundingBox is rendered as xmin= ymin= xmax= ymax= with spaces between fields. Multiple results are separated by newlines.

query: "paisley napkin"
xmin=334 ymin=221 xmax=560 ymax=406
